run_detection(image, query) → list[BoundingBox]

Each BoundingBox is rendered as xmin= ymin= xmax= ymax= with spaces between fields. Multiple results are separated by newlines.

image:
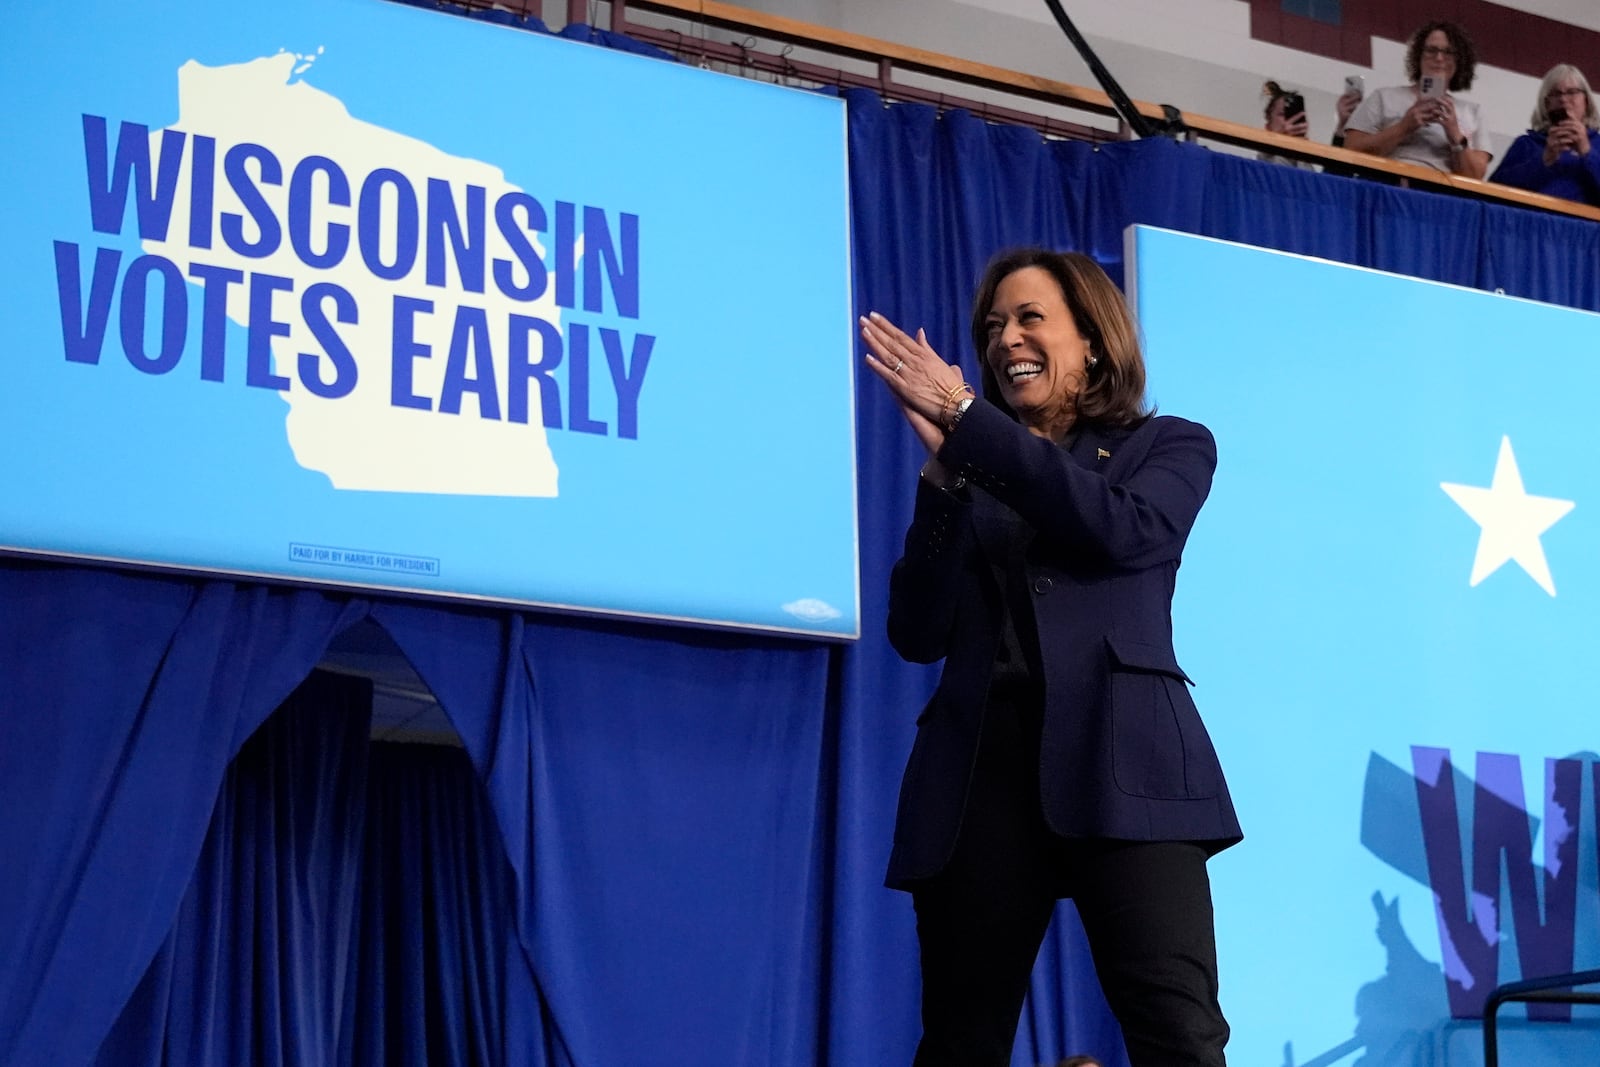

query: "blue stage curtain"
xmin=93 ymin=672 xmax=374 ymax=1066
xmin=92 ymin=674 xmax=528 ymax=1067
xmin=347 ymin=742 xmax=528 ymax=1067
xmin=1037 ymin=131 xmax=1600 ymax=311
xmin=557 ymin=22 xmax=676 ymax=58
xmin=373 ymin=604 xmax=835 ymax=1065
xmin=347 ymin=741 xmax=522 ymax=1067
xmin=0 ymin=563 xmax=368 ymax=1067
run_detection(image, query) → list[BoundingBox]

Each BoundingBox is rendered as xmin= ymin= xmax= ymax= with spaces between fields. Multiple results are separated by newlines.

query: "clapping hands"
xmin=860 ymin=311 xmax=968 ymax=457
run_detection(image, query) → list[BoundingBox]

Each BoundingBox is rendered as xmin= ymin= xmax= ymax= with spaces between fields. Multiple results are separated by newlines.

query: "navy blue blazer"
xmin=885 ymin=403 xmax=1242 ymax=888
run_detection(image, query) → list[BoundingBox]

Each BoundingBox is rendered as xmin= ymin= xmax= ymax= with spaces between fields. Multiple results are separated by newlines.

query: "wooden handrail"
xmin=611 ymin=0 xmax=1600 ymax=224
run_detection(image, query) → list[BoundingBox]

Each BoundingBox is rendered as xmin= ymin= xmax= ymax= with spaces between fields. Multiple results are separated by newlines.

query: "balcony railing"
xmin=444 ymin=0 xmax=1600 ymax=224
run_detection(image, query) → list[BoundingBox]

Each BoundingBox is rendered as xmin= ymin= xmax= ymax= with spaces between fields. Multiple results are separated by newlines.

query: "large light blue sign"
xmin=1131 ymin=226 xmax=1600 ymax=1067
xmin=1 ymin=0 xmax=858 ymax=638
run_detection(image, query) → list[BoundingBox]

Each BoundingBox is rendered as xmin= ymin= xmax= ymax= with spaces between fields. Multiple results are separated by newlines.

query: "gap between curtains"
xmin=95 ymin=673 xmax=528 ymax=1067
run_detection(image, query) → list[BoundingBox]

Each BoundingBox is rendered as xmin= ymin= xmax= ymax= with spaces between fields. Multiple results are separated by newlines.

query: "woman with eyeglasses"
xmin=1490 ymin=65 xmax=1600 ymax=206
xmin=1342 ymin=20 xmax=1491 ymax=178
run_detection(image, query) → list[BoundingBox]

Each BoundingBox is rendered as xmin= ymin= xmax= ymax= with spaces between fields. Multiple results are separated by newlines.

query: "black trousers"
xmin=909 ymin=691 xmax=1229 ymax=1067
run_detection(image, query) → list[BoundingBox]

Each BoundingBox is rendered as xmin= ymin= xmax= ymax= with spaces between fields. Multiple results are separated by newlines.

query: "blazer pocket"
xmin=1104 ymin=635 xmax=1218 ymax=801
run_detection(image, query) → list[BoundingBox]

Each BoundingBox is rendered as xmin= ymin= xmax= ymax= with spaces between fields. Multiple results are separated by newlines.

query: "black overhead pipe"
xmin=1039 ymin=0 xmax=1185 ymax=139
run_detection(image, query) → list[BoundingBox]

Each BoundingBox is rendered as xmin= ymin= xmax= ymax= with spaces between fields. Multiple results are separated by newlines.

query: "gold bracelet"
xmin=940 ymin=382 xmax=975 ymax=430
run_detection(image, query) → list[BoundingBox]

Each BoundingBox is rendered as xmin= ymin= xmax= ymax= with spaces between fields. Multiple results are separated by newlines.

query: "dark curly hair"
xmin=1405 ymin=20 xmax=1477 ymax=92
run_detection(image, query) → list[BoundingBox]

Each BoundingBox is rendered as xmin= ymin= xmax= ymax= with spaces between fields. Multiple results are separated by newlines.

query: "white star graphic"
xmin=1440 ymin=436 xmax=1574 ymax=596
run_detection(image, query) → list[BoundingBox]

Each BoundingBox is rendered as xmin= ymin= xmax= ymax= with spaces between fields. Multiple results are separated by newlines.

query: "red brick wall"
xmin=1248 ymin=0 xmax=1600 ymax=81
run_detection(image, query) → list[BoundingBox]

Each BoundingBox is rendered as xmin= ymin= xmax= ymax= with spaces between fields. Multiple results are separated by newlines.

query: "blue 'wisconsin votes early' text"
xmin=52 ymin=115 xmax=657 ymax=439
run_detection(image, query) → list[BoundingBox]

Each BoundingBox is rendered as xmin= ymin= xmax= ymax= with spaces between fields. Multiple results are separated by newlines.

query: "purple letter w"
xmin=1411 ymin=748 xmax=1582 ymax=1020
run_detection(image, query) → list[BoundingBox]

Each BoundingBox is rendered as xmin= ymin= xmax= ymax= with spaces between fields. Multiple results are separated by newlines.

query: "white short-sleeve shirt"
xmin=1345 ymin=84 xmax=1490 ymax=172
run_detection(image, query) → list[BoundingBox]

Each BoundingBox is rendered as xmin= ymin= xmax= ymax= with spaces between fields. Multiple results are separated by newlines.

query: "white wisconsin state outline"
xmin=142 ymin=52 xmax=563 ymax=496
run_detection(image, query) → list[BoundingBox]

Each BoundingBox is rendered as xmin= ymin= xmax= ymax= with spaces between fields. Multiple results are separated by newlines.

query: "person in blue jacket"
xmin=1491 ymin=64 xmax=1600 ymax=206
xmin=861 ymin=248 xmax=1240 ymax=1067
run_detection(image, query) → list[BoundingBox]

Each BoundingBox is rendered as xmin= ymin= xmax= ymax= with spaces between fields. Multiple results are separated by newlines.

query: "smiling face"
xmin=1419 ymin=29 xmax=1457 ymax=86
xmin=982 ymin=266 xmax=1091 ymax=438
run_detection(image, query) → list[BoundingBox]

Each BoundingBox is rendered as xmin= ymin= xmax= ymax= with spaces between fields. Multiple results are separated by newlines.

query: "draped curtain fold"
xmin=7 ymin=18 xmax=1600 ymax=1067
xmin=0 ymin=564 xmax=368 ymax=1067
xmin=94 ymin=673 xmax=527 ymax=1067
xmin=95 ymin=672 xmax=376 ymax=1067
xmin=347 ymin=741 xmax=519 ymax=1067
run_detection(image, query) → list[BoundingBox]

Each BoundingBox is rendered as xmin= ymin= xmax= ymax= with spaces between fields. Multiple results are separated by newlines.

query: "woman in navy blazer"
xmin=862 ymin=249 xmax=1241 ymax=1067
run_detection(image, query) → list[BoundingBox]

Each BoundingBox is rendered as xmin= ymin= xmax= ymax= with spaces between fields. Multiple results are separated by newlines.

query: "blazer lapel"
xmin=971 ymin=489 xmax=1018 ymax=573
xmin=976 ymin=432 xmax=1094 ymax=567
xmin=972 ymin=424 xmax=1133 ymax=566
